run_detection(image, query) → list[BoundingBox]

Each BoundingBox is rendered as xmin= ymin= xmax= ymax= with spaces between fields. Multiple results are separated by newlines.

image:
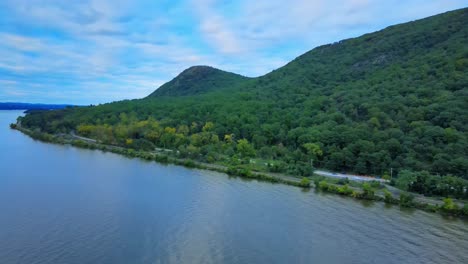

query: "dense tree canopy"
xmin=20 ymin=9 xmax=468 ymax=180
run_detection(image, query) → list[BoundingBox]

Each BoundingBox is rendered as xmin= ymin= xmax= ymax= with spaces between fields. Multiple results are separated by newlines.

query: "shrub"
xmin=370 ymin=180 xmax=382 ymax=189
xmin=313 ymin=176 xmax=325 ymax=188
xmin=383 ymin=189 xmax=394 ymax=203
xmin=337 ymin=177 xmax=350 ymax=185
xmin=382 ymin=172 xmax=391 ymax=181
xmin=360 ymin=183 xmax=375 ymax=199
xmin=299 ymin=177 xmax=311 ymax=188
xmin=463 ymin=204 xmax=468 ymax=216
xmin=318 ymin=180 xmax=329 ymax=191
xmin=441 ymin=198 xmax=459 ymax=213
xmin=424 ymin=204 xmax=439 ymax=213
xmin=183 ymin=159 xmax=197 ymax=168
xmin=399 ymin=192 xmax=415 ymax=207
xmin=239 ymin=168 xmax=253 ymax=177
xmin=338 ymin=184 xmax=353 ymax=195
xmin=226 ymin=166 xmax=238 ymax=175
xmin=154 ymin=155 xmax=169 ymax=163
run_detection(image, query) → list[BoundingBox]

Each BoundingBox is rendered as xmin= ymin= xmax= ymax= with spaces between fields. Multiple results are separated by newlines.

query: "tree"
xmin=224 ymin=134 xmax=234 ymax=143
xmin=394 ymin=170 xmax=417 ymax=191
xmin=177 ymin=124 xmax=190 ymax=135
xmin=302 ymin=143 xmax=323 ymax=157
xmin=210 ymin=134 xmax=220 ymax=144
xmin=382 ymin=172 xmax=391 ymax=181
xmin=186 ymin=144 xmax=200 ymax=158
xmin=77 ymin=124 xmax=94 ymax=137
xmin=409 ymin=171 xmax=431 ymax=194
xmin=202 ymin=122 xmax=214 ymax=132
xmin=236 ymin=139 xmax=256 ymax=158
xmin=125 ymin=138 xmax=133 ymax=145
xmin=302 ymin=143 xmax=323 ymax=167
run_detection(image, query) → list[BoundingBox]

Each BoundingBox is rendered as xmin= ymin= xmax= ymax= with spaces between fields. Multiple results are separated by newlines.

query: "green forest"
xmin=20 ymin=8 xmax=468 ymax=189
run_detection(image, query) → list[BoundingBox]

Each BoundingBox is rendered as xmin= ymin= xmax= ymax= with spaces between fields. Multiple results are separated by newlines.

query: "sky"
xmin=0 ymin=0 xmax=466 ymax=105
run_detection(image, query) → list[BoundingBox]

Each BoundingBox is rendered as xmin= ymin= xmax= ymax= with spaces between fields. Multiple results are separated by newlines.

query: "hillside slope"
xmin=148 ymin=66 xmax=249 ymax=97
xmin=20 ymin=8 xmax=468 ymax=179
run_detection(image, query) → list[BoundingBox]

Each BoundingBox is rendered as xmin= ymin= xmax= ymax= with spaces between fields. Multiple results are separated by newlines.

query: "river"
xmin=0 ymin=110 xmax=467 ymax=264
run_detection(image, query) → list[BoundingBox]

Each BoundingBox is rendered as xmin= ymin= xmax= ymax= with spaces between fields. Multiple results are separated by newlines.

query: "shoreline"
xmin=12 ymin=125 xmax=309 ymax=187
xmin=12 ymin=125 xmax=468 ymax=219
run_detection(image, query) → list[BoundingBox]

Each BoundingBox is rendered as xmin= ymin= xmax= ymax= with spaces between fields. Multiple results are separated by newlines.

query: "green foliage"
xmin=441 ymin=198 xmax=459 ymax=213
xmin=399 ymin=192 xmax=415 ymax=207
xmin=383 ymin=189 xmax=394 ymax=203
xmin=393 ymin=170 xmax=416 ymax=191
xmin=148 ymin=66 xmax=249 ymax=97
xmin=318 ymin=180 xmax=330 ymax=191
xmin=369 ymin=181 xmax=382 ymax=189
xmin=202 ymin=122 xmax=215 ymax=132
xmin=337 ymin=177 xmax=350 ymax=185
xmin=338 ymin=184 xmax=353 ymax=195
xmin=300 ymin=177 xmax=311 ymax=188
xmin=302 ymin=143 xmax=323 ymax=159
xmin=183 ymin=159 xmax=197 ymax=168
xmin=382 ymin=172 xmax=391 ymax=181
xmin=18 ymin=122 xmax=468 ymax=218
xmin=19 ymin=9 xmax=468 ymax=180
xmin=239 ymin=168 xmax=253 ymax=177
xmin=236 ymin=139 xmax=256 ymax=159
xmin=226 ymin=166 xmax=238 ymax=176
xmin=226 ymin=166 xmax=254 ymax=178
xmin=394 ymin=170 xmax=468 ymax=199
xmin=360 ymin=183 xmax=375 ymax=199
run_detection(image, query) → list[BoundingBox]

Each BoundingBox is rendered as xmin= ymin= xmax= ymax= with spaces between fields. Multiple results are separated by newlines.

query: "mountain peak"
xmin=148 ymin=65 xmax=249 ymax=97
xmin=183 ymin=65 xmax=219 ymax=72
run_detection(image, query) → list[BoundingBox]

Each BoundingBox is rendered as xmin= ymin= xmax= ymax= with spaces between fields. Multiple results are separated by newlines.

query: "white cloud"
xmin=1 ymin=0 xmax=466 ymax=104
xmin=192 ymin=0 xmax=243 ymax=54
xmin=7 ymin=0 xmax=129 ymax=37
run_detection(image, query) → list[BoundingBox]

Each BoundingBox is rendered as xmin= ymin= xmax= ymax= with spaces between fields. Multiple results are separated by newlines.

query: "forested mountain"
xmin=148 ymin=66 xmax=249 ymax=97
xmin=20 ymin=8 xmax=468 ymax=179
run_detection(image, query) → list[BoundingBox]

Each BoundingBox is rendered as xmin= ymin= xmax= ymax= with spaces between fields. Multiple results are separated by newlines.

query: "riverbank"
xmin=12 ymin=125 xmax=468 ymax=219
xmin=312 ymin=178 xmax=467 ymax=217
xmin=13 ymin=125 xmax=310 ymax=188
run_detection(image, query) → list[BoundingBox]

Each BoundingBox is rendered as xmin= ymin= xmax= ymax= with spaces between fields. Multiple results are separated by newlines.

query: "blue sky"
xmin=0 ymin=0 xmax=466 ymax=105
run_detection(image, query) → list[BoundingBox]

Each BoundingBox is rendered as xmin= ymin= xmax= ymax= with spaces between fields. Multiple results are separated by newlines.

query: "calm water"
xmin=0 ymin=110 xmax=467 ymax=264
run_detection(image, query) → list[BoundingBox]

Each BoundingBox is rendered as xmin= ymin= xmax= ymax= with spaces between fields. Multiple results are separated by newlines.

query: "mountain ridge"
xmin=19 ymin=8 xmax=468 ymax=179
xmin=148 ymin=8 xmax=467 ymax=99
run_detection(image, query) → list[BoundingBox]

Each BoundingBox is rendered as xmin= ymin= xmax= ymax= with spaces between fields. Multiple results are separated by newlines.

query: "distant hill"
xmin=20 ymin=8 xmax=468 ymax=179
xmin=148 ymin=66 xmax=250 ymax=97
xmin=0 ymin=102 xmax=75 ymax=110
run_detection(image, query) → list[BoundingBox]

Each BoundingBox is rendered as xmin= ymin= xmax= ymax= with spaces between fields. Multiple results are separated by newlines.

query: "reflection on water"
xmin=0 ymin=110 xmax=467 ymax=264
